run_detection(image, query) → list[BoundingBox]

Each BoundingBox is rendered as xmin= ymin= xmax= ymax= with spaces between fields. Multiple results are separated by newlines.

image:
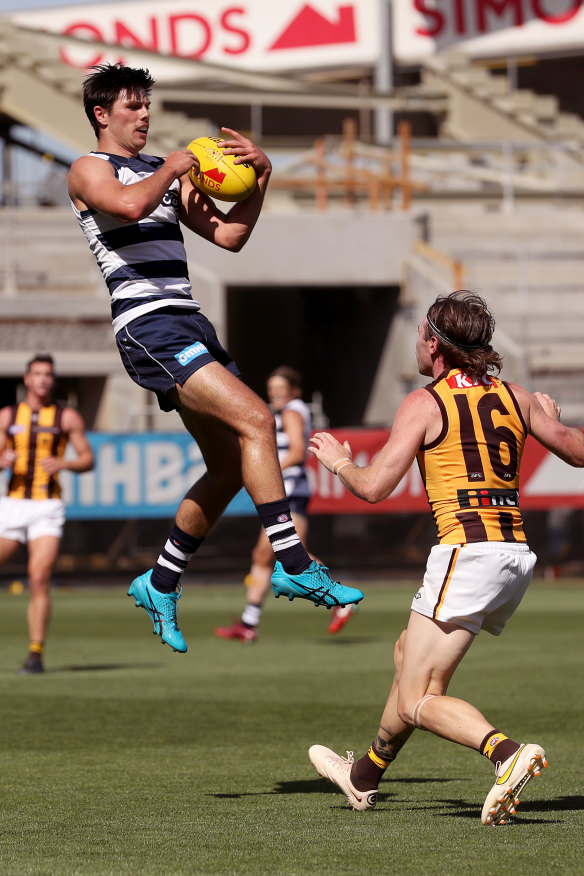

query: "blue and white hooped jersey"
xmin=276 ymin=398 xmax=312 ymax=499
xmin=70 ymin=152 xmax=200 ymax=334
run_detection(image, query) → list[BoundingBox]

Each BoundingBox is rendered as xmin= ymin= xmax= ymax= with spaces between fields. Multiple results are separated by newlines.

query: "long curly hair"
xmin=425 ymin=291 xmax=502 ymax=378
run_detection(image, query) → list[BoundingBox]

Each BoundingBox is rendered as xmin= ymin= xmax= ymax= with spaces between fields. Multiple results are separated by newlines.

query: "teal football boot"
xmin=271 ymin=560 xmax=363 ymax=608
xmin=128 ymin=569 xmax=187 ymax=653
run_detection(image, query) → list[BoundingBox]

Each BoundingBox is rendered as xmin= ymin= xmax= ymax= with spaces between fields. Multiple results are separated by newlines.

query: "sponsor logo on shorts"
xmin=175 ymin=342 xmax=208 ymax=366
xmin=277 ymin=514 xmax=289 ymax=523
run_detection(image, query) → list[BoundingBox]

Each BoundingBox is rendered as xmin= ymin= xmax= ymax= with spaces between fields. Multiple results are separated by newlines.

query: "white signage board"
xmin=392 ymin=0 xmax=584 ymax=63
xmin=13 ymin=0 xmax=382 ymax=75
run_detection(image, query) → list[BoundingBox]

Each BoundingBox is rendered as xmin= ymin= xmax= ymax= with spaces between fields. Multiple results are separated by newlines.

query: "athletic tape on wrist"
xmin=332 ymin=457 xmax=351 ymax=475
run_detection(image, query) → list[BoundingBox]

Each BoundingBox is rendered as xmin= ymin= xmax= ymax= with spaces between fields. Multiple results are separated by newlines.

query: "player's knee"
xmin=246 ymin=400 xmax=276 ymax=440
xmin=396 ymin=696 xmax=416 ymax=727
xmin=27 ymin=573 xmax=51 ymax=594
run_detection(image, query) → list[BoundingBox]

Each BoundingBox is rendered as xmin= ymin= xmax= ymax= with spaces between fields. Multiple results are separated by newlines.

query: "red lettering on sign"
xmin=114 ymin=17 xmax=159 ymax=52
xmin=221 ymin=8 xmax=250 ymax=55
xmin=169 ymin=14 xmax=212 ymax=58
xmin=60 ymin=22 xmax=104 ymax=67
xmin=414 ymin=0 xmax=445 ymax=37
xmin=477 ymin=0 xmax=524 ymax=32
xmin=453 ymin=0 xmax=467 ymax=32
xmin=531 ymin=0 xmax=582 ymax=23
xmin=414 ymin=0 xmax=582 ymax=38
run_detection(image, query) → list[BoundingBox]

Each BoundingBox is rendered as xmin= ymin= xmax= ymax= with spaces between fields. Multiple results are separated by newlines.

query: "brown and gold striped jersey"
xmin=417 ymin=369 xmax=527 ymax=545
xmin=6 ymin=402 xmax=67 ymax=500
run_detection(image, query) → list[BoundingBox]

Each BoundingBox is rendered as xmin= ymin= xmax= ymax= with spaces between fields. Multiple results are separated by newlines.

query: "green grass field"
xmin=0 ymin=578 xmax=583 ymax=876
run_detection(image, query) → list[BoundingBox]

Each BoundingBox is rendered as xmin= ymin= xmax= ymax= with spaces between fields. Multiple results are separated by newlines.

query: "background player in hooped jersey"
xmin=0 ymin=355 xmax=94 ymax=674
xmin=68 ymin=63 xmax=362 ymax=655
xmin=215 ymin=366 xmax=355 ymax=642
xmin=308 ymin=291 xmax=584 ymax=825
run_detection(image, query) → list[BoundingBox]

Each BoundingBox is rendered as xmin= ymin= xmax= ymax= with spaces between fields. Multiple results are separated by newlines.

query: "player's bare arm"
xmin=40 ymin=409 xmax=94 ymax=476
xmin=68 ymin=150 xmax=198 ymax=222
xmin=509 ymin=383 xmax=584 ymax=466
xmin=0 ymin=406 xmax=16 ymax=468
xmin=179 ymin=127 xmax=271 ymax=251
xmin=310 ymin=390 xmax=435 ymax=503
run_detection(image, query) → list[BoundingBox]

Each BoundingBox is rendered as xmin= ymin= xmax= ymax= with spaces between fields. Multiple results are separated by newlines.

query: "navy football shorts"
xmin=116 ymin=307 xmax=239 ymax=412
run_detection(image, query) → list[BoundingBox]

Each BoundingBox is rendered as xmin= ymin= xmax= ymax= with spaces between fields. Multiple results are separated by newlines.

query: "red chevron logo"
xmin=270 ymin=4 xmax=356 ymax=51
xmin=203 ymin=167 xmax=226 ymax=184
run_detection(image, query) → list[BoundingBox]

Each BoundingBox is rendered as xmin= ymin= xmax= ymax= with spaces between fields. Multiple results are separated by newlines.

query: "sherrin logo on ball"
xmin=186 ymin=136 xmax=257 ymax=203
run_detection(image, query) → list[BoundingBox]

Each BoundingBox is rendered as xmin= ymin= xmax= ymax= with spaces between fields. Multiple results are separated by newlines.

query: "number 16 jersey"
xmin=417 ymin=369 xmax=527 ymax=545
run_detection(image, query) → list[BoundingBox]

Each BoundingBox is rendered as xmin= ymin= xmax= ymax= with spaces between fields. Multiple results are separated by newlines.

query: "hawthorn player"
xmin=0 ymin=355 xmax=94 ymax=673
xmin=308 ymin=290 xmax=584 ymax=824
xmin=68 ymin=63 xmax=362 ymax=654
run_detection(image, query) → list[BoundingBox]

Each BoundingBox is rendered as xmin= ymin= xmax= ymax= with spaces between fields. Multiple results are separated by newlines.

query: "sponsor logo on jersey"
xmin=175 ymin=342 xmax=208 ymax=365
xmin=8 ymin=425 xmax=26 ymax=434
xmin=458 ymin=488 xmax=519 ymax=508
xmin=446 ymin=372 xmax=495 ymax=389
xmin=277 ymin=514 xmax=289 ymax=523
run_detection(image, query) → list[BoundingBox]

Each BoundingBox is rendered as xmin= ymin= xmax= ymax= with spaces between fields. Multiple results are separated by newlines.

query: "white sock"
xmin=241 ymin=603 xmax=262 ymax=627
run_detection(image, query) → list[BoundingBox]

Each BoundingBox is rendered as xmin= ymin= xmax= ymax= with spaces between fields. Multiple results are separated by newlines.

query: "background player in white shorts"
xmin=0 ymin=355 xmax=94 ymax=674
xmin=307 ymin=290 xmax=584 ymax=825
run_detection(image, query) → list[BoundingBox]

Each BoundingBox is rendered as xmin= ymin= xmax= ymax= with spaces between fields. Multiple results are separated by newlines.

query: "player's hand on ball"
xmin=309 ymin=432 xmax=353 ymax=473
xmin=217 ymin=127 xmax=272 ymax=177
xmin=165 ymin=149 xmax=200 ymax=180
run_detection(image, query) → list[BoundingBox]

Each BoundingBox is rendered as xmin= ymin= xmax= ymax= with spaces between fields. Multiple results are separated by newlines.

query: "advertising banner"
xmin=13 ymin=0 xmax=381 ymax=74
xmin=392 ymin=0 xmax=584 ymax=63
xmin=51 ymin=429 xmax=584 ymax=519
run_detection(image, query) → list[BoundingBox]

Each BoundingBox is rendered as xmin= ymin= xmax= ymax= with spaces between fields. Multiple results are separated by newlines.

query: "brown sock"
xmin=480 ymin=730 xmax=520 ymax=765
xmin=350 ymin=744 xmax=392 ymax=792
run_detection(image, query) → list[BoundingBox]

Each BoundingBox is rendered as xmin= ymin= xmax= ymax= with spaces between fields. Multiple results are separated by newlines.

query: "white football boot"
xmin=481 ymin=742 xmax=547 ymax=825
xmin=309 ymin=745 xmax=377 ymax=811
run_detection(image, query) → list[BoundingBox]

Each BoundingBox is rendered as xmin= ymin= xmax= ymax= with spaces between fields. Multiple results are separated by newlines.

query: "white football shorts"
xmin=412 ymin=541 xmax=537 ymax=636
xmin=0 ymin=497 xmax=66 ymax=543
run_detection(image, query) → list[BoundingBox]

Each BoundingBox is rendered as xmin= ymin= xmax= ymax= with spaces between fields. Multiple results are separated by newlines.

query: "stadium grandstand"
xmin=0 ymin=0 xmax=583 ymax=574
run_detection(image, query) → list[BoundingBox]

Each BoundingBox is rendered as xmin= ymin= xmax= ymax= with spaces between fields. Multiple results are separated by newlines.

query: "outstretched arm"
xmin=179 ymin=127 xmax=272 ymax=252
xmin=0 ymin=406 xmax=16 ymax=469
xmin=511 ymin=384 xmax=584 ymax=467
xmin=309 ymin=390 xmax=434 ymax=503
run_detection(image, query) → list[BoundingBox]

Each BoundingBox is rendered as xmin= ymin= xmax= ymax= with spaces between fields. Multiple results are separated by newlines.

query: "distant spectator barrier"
xmin=47 ymin=430 xmax=584 ymax=520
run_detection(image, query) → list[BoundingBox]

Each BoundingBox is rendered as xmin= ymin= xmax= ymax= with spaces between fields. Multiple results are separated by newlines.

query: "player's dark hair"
xmin=269 ymin=366 xmax=303 ymax=394
xmin=82 ymin=62 xmax=155 ymax=137
xmin=26 ymin=353 xmax=54 ymax=373
xmin=425 ymin=291 xmax=502 ymax=378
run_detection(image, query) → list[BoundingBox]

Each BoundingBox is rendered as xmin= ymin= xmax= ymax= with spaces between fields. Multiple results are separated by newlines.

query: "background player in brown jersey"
xmin=0 ymin=355 xmax=94 ymax=674
xmin=307 ymin=290 xmax=584 ymax=825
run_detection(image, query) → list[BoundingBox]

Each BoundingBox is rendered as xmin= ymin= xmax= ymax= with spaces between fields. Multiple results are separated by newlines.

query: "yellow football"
xmin=186 ymin=136 xmax=257 ymax=202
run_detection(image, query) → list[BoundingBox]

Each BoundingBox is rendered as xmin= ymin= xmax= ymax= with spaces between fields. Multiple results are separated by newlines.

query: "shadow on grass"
xmin=42 ymin=663 xmax=161 ymax=673
xmin=209 ymin=776 xmax=459 ymax=801
xmin=430 ymin=794 xmax=584 ymax=823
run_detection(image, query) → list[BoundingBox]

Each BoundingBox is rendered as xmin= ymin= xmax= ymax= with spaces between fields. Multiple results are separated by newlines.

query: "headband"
xmin=426 ymin=313 xmax=486 ymax=352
